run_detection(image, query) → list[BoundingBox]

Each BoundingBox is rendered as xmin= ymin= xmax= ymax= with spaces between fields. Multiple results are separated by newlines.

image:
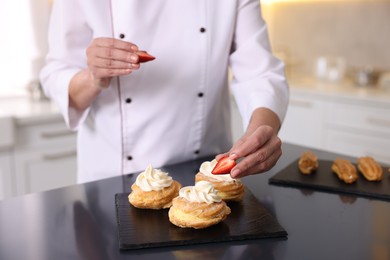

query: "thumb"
xmin=215 ymin=152 xmax=229 ymax=161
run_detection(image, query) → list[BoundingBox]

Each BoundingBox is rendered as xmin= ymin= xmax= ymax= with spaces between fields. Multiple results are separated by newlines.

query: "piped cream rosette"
xmin=135 ymin=164 xmax=173 ymax=191
xmin=179 ymin=180 xmax=222 ymax=204
xmin=128 ymin=165 xmax=181 ymax=209
xmin=195 ymin=159 xmax=245 ymax=201
xmin=168 ymin=181 xmax=231 ymax=229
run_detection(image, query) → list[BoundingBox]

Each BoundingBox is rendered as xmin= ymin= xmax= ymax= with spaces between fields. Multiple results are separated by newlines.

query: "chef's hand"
xmin=216 ymin=108 xmax=282 ymax=178
xmin=86 ymin=37 xmax=140 ymax=89
xmin=69 ymin=38 xmax=141 ymax=110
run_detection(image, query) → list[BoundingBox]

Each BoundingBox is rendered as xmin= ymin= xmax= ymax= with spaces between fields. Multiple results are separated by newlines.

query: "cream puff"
xmin=128 ymin=165 xmax=181 ymax=209
xmin=195 ymin=159 xmax=245 ymax=201
xmin=168 ymin=181 xmax=231 ymax=229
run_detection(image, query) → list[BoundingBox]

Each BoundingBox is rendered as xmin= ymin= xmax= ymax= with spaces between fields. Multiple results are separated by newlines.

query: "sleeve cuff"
xmin=231 ymin=77 xmax=289 ymax=131
xmin=41 ymin=68 xmax=90 ymax=130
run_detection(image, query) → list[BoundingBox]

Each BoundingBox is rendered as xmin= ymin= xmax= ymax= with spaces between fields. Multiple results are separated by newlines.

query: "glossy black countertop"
xmin=1 ymin=143 xmax=389 ymax=260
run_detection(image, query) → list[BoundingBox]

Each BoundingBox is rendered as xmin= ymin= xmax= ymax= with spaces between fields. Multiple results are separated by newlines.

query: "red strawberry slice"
xmin=212 ymin=157 xmax=236 ymax=175
xmin=137 ymin=50 xmax=155 ymax=63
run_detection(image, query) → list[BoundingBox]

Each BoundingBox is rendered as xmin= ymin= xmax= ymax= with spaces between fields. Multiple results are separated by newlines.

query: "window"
xmin=0 ymin=0 xmax=51 ymax=97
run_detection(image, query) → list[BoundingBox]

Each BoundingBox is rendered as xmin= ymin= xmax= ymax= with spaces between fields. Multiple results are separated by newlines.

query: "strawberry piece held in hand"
xmin=212 ymin=157 xmax=236 ymax=175
xmin=137 ymin=50 xmax=155 ymax=63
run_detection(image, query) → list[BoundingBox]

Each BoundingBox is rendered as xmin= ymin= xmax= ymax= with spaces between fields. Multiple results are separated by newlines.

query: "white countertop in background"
xmin=288 ymin=76 xmax=390 ymax=107
xmin=0 ymin=77 xmax=389 ymax=126
xmin=0 ymin=97 xmax=62 ymax=126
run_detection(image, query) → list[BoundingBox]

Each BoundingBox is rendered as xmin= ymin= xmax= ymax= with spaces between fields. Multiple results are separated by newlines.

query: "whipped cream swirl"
xmin=135 ymin=165 xmax=173 ymax=191
xmin=179 ymin=181 xmax=222 ymax=204
xmin=200 ymin=159 xmax=241 ymax=182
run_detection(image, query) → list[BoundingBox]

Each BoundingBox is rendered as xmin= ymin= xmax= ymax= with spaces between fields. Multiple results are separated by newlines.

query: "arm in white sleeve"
xmin=229 ymin=0 xmax=289 ymax=130
xmin=39 ymin=0 xmax=92 ymax=130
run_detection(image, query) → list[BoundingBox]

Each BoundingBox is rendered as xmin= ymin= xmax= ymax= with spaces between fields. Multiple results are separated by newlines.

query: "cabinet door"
xmin=14 ymin=146 xmax=77 ymax=196
xmin=325 ymin=130 xmax=390 ymax=165
xmin=0 ymin=152 xmax=13 ymax=199
xmin=230 ymin=95 xmax=244 ymax=142
xmin=326 ymin=101 xmax=390 ymax=134
xmin=324 ymin=100 xmax=390 ymax=164
xmin=279 ymin=95 xmax=325 ymax=149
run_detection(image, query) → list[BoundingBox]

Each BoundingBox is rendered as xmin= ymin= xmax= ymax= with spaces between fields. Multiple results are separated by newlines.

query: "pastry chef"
xmin=40 ymin=0 xmax=289 ymax=183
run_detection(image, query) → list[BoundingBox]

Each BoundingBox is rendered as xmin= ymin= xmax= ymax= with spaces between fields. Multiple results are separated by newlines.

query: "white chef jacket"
xmin=40 ymin=0 xmax=289 ymax=183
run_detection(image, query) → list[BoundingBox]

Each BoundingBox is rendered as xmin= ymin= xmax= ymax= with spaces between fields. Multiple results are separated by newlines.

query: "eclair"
xmin=357 ymin=156 xmax=383 ymax=181
xmin=331 ymin=158 xmax=358 ymax=184
xmin=298 ymin=151 xmax=319 ymax=174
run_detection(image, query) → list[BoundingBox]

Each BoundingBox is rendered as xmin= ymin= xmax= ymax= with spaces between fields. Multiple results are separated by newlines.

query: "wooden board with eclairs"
xmin=269 ymin=151 xmax=390 ymax=201
xmin=115 ymin=158 xmax=287 ymax=250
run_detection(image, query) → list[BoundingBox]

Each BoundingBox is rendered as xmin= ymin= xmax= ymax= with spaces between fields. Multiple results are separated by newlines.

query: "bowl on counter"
xmin=314 ymin=56 xmax=346 ymax=83
xmin=378 ymin=72 xmax=390 ymax=92
xmin=349 ymin=66 xmax=381 ymax=87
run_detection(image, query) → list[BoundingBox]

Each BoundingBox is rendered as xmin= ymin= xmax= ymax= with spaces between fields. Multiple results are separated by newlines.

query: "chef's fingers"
xmin=89 ymin=46 xmax=139 ymax=64
xmin=215 ymin=138 xmax=248 ymax=162
xmin=87 ymin=38 xmax=141 ymax=79
xmin=215 ymin=136 xmax=245 ymax=161
xmin=87 ymin=38 xmax=140 ymax=69
xmin=232 ymin=147 xmax=282 ymax=178
xmin=90 ymin=67 xmax=134 ymax=79
xmin=216 ymin=126 xmax=273 ymax=163
xmin=229 ymin=126 xmax=275 ymax=160
xmin=93 ymin=37 xmax=138 ymax=53
xmin=89 ymin=57 xmax=140 ymax=70
xmin=215 ymin=152 xmax=229 ymax=162
xmin=230 ymin=133 xmax=282 ymax=178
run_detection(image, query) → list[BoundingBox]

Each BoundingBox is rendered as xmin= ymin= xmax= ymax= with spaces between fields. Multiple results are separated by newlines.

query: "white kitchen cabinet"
xmin=0 ymin=117 xmax=14 ymax=148
xmin=324 ymin=100 xmax=390 ymax=164
xmin=0 ymin=151 xmax=13 ymax=200
xmin=325 ymin=130 xmax=390 ymax=163
xmin=281 ymin=82 xmax=390 ymax=165
xmin=13 ymin=119 xmax=77 ymax=196
xmin=13 ymin=147 xmax=77 ymax=195
xmin=0 ymin=116 xmax=15 ymax=199
xmin=279 ymin=94 xmax=325 ymax=150
xmin=325 ymin=100 xmax=390 ymax=135
xmin=0 ymin=98 xmax=78 ymax=199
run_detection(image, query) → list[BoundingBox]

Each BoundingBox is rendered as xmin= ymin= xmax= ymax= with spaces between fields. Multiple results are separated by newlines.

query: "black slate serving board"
xmin=115 ymin=189 xmax=287 ymax=250
xmin=269 ymin=159 xmax=390 ymax=201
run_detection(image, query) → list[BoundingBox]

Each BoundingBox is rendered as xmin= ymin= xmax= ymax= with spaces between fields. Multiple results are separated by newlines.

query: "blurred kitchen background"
xmin=262 ymin=0 xmax=390 ymax=83
xmin=0 ymin=0 xmax=389 ymax=200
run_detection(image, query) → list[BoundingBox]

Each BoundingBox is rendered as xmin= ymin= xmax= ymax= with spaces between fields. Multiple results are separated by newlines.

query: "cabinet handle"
xmin=41 ymin=130 xmax=75 ymax=139
xmin=42 ymin=150 xmax=77 ymax=161
xmin=289 ymin=99 xmax=313 ymax=108
xmin=366 ymin=117 xmax=390 ymax=127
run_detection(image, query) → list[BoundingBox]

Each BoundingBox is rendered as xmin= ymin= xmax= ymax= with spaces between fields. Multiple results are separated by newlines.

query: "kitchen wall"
xmin=261 ymin=0 xmax=390 ymax=78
